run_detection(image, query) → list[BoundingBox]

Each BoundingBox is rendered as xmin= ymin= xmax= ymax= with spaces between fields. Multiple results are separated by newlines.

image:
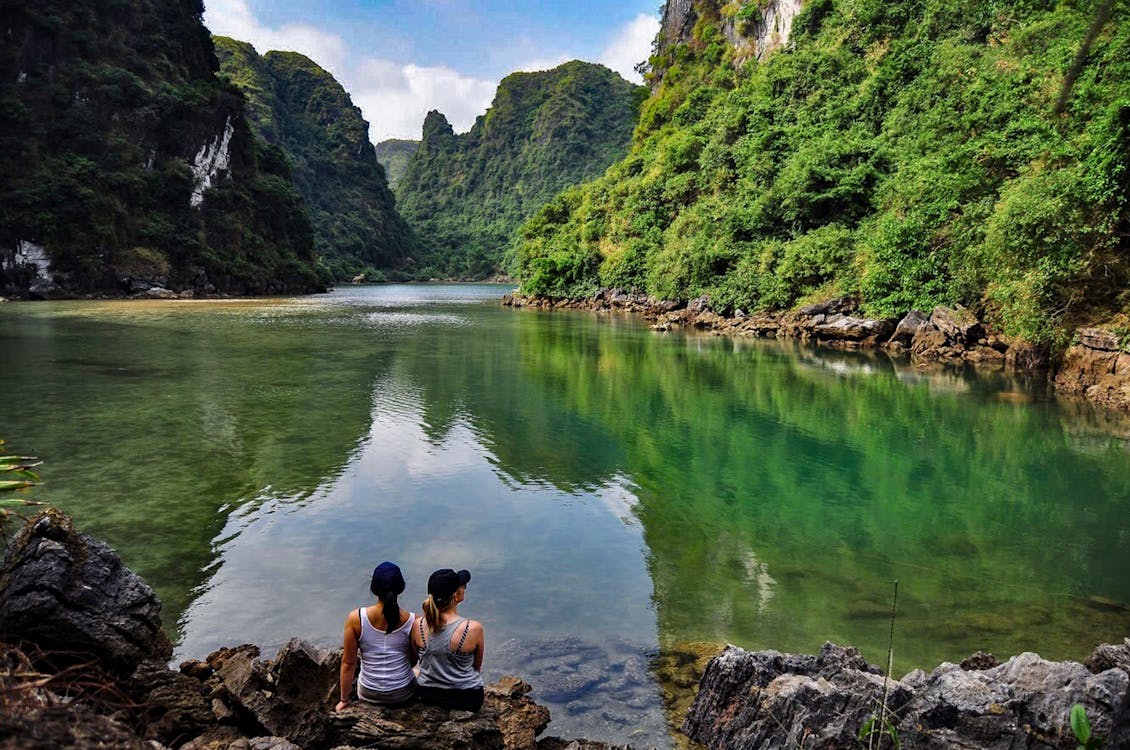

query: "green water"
xmin=2 ymin=285 xmax=1130 ymax=745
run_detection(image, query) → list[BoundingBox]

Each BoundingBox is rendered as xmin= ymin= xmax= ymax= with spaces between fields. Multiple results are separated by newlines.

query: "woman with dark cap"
xmin=411 ymin=568 xmax=485 ymax=711
xmin=335 ymin=561 xmax=418 ymax=710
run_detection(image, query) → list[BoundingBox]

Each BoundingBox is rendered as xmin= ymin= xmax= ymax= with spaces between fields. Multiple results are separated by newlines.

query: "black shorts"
xmin=416 ymin=685 xmax=485 ymax=712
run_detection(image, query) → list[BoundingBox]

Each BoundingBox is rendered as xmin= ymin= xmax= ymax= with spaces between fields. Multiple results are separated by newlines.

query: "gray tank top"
xmin=416 ymin=616 xmax=483 ymax=690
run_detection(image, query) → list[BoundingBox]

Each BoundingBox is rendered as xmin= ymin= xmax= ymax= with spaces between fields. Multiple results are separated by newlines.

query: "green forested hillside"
xmin=214 ymin=38 xmax=416 ymax=281
xmin=397 ymin=61 xmax=648 ymax=279
xmin=513 ymin=0 xmax=1129 ymax=345
xmin=374 ymin=139 xmax=420 ymax=191
xmin=0 ymin=0 xmax=326 ymax=296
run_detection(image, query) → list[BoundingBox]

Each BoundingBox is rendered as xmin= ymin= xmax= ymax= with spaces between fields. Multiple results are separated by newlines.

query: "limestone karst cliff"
xmin=0 ymin=0 xmax=326 ymax=298
xmin=396 ymin=61 xmax=647 ymax=279
xmin=513 ymin=0 xmax=1129 ymax=346
xmin=214 ymin=38 xmax=418 ymax=281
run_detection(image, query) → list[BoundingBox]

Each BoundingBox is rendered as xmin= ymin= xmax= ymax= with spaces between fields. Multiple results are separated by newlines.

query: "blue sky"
xmin=204 ymin=0 xmax=661 ymax=142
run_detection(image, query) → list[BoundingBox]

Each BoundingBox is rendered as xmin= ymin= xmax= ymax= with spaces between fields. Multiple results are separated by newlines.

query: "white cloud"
xmin=201 ymin=2 xmax=660 ymax=144
xmin=599 ymin=13 xmax=661 ymax=84
xmin=350 ymin=60 xmax=498 ymax=141
xmin=203 ymin=0 xmax=495 ymax=142
xmin=204 ymin=0 xmax=349 ymax=74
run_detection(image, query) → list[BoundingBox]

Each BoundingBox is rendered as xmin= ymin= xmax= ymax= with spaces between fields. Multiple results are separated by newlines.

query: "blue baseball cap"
xmin=370 ymin=561 xmax=405 ymax=596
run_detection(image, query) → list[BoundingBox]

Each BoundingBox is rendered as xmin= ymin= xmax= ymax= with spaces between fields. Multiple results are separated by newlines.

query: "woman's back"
xmin=357 ymin=606 xmax=415 ymax=692
xmin=416 ymin=616 xmax=483 ymax=690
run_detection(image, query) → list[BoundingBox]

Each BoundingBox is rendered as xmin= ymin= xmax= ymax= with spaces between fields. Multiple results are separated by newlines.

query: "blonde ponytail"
xmin=422 ymin=594 xmax=444 ymax=634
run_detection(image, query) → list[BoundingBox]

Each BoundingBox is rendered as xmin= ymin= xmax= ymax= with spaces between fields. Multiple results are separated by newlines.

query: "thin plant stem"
xmin=873 ymin=579 xmax=899 ymax=750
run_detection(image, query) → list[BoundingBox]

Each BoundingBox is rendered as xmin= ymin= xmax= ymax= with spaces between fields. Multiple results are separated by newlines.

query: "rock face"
xmin=1055 ymin=328 xmax=1130 ymax=411
xmin=0 ymin=508 xmax=169 ymax=674
xmin=684 ymin=640 xmax=1130 ymax=749
xmin=655 ymin=0 xmax=804 ymax=87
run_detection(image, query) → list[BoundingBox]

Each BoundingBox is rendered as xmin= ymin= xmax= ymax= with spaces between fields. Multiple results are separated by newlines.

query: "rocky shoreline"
xmin=3 ymin=510 xmax=1129 ymax=749
xmin=502 ymin=291 xmax=1130 ymax=412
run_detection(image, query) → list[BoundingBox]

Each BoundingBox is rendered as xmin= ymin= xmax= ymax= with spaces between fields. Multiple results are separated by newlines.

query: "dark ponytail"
xmin=380 ymin=591 xmax=401 ymax=634
xmin=369 ymin=561 xmax=406 ymax=634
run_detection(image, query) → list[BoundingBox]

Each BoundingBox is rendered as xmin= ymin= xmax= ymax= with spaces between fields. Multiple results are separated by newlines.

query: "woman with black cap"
xmin=411 ymin=568 xmax=485 ymax=711
xmin=335 ymin=561 xmax=418 ymax=710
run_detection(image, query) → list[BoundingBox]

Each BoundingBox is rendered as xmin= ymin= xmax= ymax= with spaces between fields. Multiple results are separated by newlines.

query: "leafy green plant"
xmin=1071 ymin=703 xmax=1103 ymax=749
xmin=858 ymin=714 xmax=899 ymax=750
xmin=0 ymin=440 xmax=43 ymax=543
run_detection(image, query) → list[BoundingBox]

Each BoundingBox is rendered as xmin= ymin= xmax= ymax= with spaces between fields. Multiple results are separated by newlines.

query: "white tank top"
xmin=357 ymin=607 xmax=416 ymax=693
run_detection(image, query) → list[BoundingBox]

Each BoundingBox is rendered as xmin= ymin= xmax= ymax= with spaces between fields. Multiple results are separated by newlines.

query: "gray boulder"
xmin=684 ymin=641 xmax=1130 ymax=749
xmin=812 ymin=315 xmax=895 ymax=342
xmin=797 ymin=297 xmax=858 ymax=317
xmin=889 ymin=310 xmax=929 ymax=346
xmin=683 ymin=642 xmax=908 ymax=749
xmin=0 ymin=508 xmax=170 ymax=674
xmin=213 ymin=638 xmax=341 ymax=748
xmin=329 ymin=675 xmax=550 ymax=750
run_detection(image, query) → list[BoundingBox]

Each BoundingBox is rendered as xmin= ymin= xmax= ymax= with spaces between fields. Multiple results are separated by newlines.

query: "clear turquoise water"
xmin=2 ymin=284 xmax=1129 ymax=745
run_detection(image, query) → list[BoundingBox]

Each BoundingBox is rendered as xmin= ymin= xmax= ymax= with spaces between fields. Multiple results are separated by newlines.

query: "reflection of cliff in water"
xmin=489 ymin=316 xmax=1130 ymax=674
xmin=1 ymin=303 xmax=386 ymax=629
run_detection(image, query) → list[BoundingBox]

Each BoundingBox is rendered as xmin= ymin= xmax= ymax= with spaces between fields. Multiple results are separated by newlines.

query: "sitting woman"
xmin=411 ymin=568 xmax=485 ymax=711
xmin=336 ymin=561 xmax=418 ymax=710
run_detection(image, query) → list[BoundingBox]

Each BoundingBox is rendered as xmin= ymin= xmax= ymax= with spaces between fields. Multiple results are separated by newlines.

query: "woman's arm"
xmin=336 ymin=610 xmax=361 ymax=711
xmin=408 ymin=613 xmax=419 ymax=667
xmin=470 ymin=620 xmax=484 ymax=672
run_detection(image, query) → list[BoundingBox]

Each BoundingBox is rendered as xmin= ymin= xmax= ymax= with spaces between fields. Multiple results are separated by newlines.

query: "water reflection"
xmin=2 ymin=287 xmax=1130 ymax=746
xmin=174 ymin=368 xmax=666 ymax=745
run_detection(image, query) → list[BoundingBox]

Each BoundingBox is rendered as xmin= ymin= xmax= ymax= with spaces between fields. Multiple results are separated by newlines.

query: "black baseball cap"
xmin=370 ymin=561 xmax=406 ymax=596
xmin=428 ymin=568 xmax=471 ymax=601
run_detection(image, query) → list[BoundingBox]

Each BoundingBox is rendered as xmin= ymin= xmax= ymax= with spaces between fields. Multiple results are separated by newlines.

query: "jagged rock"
xmin=214 ymin=639 xmax=340 ymax=748
xmin=330 ymin=676 xmax=549 ymax=750
xmin=180 ymin=725 xmax=257 ymax=750
xmin=960 ymin=651 xmax=1000 ymax=671
xmin=129 ymin=661 xmax=214 ymax=745
xmin=1086 ymin=638 xmax=1130 ymax=675
xmin=181 ymin=658 xmax=216 ymax=681
xmin=1079 ymin=327 xmax=1122 ymax=351
xmin=1055 ymin=341 xmax=1130 ymax=411
xmin=536 ymin=739 xmax=629 ymax=750
xmin=683 ymin=642 xmax=906 ymax=749
xmin=249 ymin=739 xmax=303 ymax=750
xmin=0 ymin=509 xmax=169 ymax=674
xmin=687 ymin=295 xmax=711 ymax=313
xmin=903 ymin=652 xmax=1129 ymax=748
xmin=797 ymin=296 xmax=858 ymax=317
xmin=207 ymin=643 xmax=261 ymax=672
xmin=812 ymin=314 xmax=894 ymax=342
xmin=889 ymin=310 xmax=929 ymax=346
xmin=489 ymin=676 xmax=552 ymax=749
xmin=684 ymin=642 xmax=1130 ymax=750
xmin=930 ymin=305 xmax=984 ymax=344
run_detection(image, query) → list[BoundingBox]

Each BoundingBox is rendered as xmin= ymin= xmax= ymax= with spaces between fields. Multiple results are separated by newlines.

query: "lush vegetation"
xmin=214 ymin=38 xmax=417 ymax=282
xmin=374 ymin=139 xmax=420 ymax=192
xmin=513 ymin=0 xmax=1129 ymax=345
xmin=0 ymin=0 xmax=327 ymax=296
xmin=397 ymin=61 xmax=648 ymax=279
